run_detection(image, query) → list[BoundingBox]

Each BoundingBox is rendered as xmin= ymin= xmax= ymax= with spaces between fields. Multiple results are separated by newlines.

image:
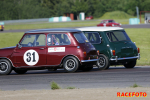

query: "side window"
xmin=36 ymin=34 xmax=46 ymax=46
xmin=47 ymin=34 xmax=70 ymax=46
xmin=21 ymin=34 xmax=46 ymax=47
xmin=84 ymin=32 xmax=101 ymax=44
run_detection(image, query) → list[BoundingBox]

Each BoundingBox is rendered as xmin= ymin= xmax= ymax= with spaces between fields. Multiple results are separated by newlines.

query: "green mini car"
xmin=77 ymin=27 xmax=140 ymax=69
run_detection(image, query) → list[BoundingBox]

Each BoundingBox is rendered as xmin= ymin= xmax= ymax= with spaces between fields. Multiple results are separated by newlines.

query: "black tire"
xmin=14 ymin=69 xmax=27 ymax=74
xmin=63 ymin=56 xmax=79 ymax=73
xmin=96 ymin=54 xmax=110 ymax=70
xmin=81 ymin=65 xmax=93 ymax=71
xmin=1 ymin=29 xmax=3 ymax=31
xmin=0 ymin=59 xmax=12 ymax=75
xmin=124 ymin=60 xmax=136 ymax=68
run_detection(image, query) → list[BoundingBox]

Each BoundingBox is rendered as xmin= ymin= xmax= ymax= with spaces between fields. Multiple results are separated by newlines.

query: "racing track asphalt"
xmin=0 ymin=24 xmax=150 ymax=33
xmin=0 ymin=66 xmax=150 ymax=90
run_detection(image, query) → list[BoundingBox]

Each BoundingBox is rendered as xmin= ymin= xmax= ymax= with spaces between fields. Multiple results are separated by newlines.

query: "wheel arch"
xmin=0 ymin=57 xmax=15 ymax=68
xmin=60 ymin=55 xmax=81 ymax=65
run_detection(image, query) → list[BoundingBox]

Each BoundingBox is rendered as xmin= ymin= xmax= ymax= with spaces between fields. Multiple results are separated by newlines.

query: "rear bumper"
xmin=110 ymin=53 xmax=140 ymax=62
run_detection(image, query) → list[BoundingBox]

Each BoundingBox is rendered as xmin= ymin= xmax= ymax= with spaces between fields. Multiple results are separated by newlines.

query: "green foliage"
xmin=100 ymin=11 xmax=134 ymax=19
xmin=0 ymin=0 xmax=150 ymax=20
xmin=50 ymin=81 xmax=60 ymax=90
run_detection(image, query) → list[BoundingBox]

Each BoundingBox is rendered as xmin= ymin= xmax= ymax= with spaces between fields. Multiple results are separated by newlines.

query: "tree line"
xmin=0 ymin=0 xmax=150 ymax=20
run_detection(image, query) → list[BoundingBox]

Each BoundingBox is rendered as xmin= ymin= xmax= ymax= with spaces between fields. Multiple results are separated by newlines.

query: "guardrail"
xmin=1 ymin=18 xmax=49 ymax=24
xmin=1 ymin=18 xmax=129 ymax=25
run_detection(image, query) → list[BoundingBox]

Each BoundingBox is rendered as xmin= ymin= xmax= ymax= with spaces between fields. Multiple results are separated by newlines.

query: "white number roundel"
xmin=23 ymin=50 xmax=39 ymax=66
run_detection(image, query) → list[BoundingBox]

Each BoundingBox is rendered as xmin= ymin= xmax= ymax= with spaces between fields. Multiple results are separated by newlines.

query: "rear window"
xmin=106 ymin=31 xmax=131 ymax=42
xmin=74 ymin=32 xmax=89 ymax=43
xmin=108 ymin=20 xmax=115 ymax=23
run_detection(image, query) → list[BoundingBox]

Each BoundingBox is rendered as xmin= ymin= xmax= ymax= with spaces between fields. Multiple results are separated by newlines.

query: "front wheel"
xmin=0 ymin=59 xmax=12 ymax=75
xmin=124 ymin=60 xmax=136 ymax=68
xmin=14 ymin=69 xmax=27 ymax=74
xmin=63 ymin=56 xmax=79 ymax=73
xmin=96 ymin=54 xmax=110 ymax=70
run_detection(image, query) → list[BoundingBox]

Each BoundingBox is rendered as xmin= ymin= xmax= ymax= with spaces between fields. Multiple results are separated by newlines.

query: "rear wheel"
xmin=96 ymin=54 xmax=110 ymax=70
xmin=63 ymin=56 xmax=79 ymax=73
xmin=0 ymin=59 xmax=12 ymax=75
xmin=124 ymin=60 xmax=136 ymax=68
xmin=14 ymin=69 xmax=27 ymax=74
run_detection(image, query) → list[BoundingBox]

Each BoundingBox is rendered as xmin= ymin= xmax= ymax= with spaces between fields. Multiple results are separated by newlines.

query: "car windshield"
xmin=74 ymin=32 xmax=89 ymax=43
xmin=106 ymin=31 xmax=131 ymax=42
xmin=20 ymin=34 xmax=46 ymax=47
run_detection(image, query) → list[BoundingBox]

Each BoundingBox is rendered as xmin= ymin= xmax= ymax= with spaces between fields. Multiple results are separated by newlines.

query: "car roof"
xmin=77 ymin=27 xmax=124 ymax=32
xmin=25 ymin=28 xmax=81 ymax=33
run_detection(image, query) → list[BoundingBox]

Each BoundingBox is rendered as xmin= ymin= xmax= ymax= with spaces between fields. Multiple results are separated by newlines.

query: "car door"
xmin=13 ymin=33 xmax=46 ymax=67
xmin=46 ymin=33 xmax=71 ymax=66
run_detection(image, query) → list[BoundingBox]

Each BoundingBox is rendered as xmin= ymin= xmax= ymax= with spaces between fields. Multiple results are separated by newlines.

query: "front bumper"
xmin=110 ymin=53 xmax=140 ymax=62
xmin=81 ymin=59 xmax=98 ymax=63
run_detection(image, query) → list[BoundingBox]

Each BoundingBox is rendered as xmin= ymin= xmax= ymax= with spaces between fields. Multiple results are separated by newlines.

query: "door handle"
xmin=40 ymin=48 xmax=44 ymax=50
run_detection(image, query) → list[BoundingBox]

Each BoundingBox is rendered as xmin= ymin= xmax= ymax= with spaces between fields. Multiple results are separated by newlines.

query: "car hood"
xmin=0 ymin=46 xmax=16 ymax=50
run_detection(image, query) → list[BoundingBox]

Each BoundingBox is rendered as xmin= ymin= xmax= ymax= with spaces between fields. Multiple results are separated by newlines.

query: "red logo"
xmin=117 ymin=92 xmax=147 ymax=97
xmin=54 ymin=48 xmax=57 ymax=51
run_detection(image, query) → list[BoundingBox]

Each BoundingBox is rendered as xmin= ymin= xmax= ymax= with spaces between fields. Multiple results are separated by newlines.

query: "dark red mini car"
xmin=97 ymin=19 xmax=121 ymax=27
xmin=85 ymin=16 xmax=93 ymax=20
xmin=0 ymin=28 xmax=98 ymax=75
xmin=0 ymin=25 xmax=4 ymax=31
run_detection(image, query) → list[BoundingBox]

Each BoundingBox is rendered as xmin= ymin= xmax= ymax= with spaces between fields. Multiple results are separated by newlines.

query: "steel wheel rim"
xmin=65 ymin=59 xmax=75 ymax=71
xmin=0 ymin=62 xmax=8 ymax=73
xmin=97 ymin=57 xmax=105 ymax=68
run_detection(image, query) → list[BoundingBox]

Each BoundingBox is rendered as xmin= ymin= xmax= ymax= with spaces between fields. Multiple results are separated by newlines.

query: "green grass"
xmin=4 ymin=19 xmax=130 ymax=30
xmin=5 ymin=20 xmax=101 ymax=30
xmin=0 ymin=32 xmax=24 ymax=48
xmin=125 ymin=28 xmax=150 ymax=65
xmin=100 ymin=11 xmax=134 ymax=19
xmin=0 ymin=28 xmax=150 ymax=65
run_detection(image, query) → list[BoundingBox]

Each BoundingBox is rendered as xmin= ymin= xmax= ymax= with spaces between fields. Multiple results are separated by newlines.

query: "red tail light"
xmin=83 ymin=52 xmax=87 ymax=57
xmin=112 ymin=50 xmax=115 ymax=56
xmin=97 ymin=50 xmax=100 ymax=55
xmin=137 ymin=48 xmax=140 ymax=53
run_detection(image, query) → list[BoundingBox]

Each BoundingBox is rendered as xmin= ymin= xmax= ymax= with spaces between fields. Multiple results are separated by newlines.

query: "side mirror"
xmin=17 ymin=43 xmax=22 ymax=49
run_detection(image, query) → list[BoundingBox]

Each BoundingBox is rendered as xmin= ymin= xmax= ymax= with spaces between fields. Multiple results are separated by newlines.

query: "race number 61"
xmin=23 ymin=50 xmax=39 ymax=66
